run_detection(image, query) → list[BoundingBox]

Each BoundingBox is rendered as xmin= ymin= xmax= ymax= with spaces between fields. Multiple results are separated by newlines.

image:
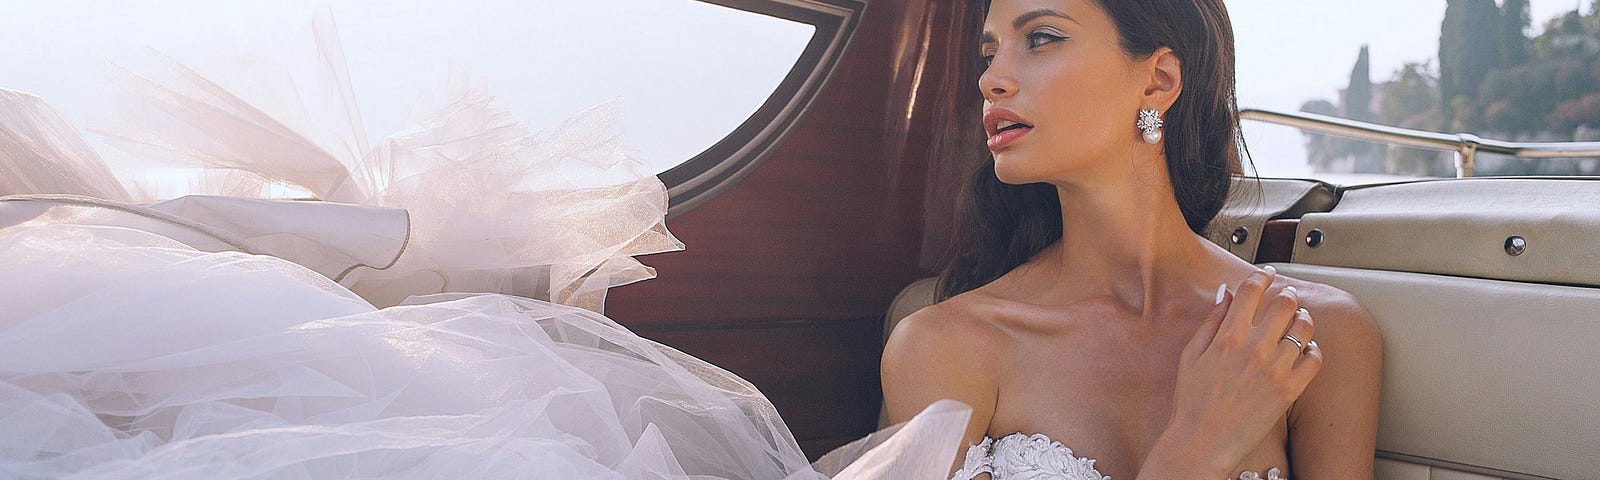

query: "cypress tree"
xmin=1500 ymin=0 xmax=1532 ymax=66
xmin=1440 ymin=0 xmax=1503 ymax=105
xmin=1345 ymin=46 xmax=1374 ymax=121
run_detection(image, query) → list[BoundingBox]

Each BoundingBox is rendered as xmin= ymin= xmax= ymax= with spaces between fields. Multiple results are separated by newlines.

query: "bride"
xmin=883 ymin=1 xmax=1382 ymax=479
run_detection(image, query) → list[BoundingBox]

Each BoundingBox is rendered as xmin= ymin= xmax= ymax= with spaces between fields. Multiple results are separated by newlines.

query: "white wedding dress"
xmin=0 ymin=15 xmax=971 ymax=479
xmin=949 ymin=434 xmax=1285 ymax=480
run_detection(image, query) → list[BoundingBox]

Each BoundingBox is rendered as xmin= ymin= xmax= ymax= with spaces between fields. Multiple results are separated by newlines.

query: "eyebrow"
xmin=1013 ymin=8 xmax=1076 ymax=30
xmin=980 ymin=8 xmax=1077 ymax=46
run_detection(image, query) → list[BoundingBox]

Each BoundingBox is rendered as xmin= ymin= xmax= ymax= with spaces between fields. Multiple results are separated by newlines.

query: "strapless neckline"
xmin=950 ymin=433 xmax=1285 ymax=480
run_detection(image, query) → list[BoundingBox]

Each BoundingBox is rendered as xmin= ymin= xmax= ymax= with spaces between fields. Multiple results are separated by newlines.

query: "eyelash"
xmin=980 ymin=31 xmax=1068 ymax=67
xmin=1026 ymin=31 xmax=1067 ymax=48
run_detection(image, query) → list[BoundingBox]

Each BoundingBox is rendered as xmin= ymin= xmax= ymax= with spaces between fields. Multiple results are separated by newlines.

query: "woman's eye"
xmin=980 ymin=53 xmax=996 ymax=67
xmin=1026 ymin=32 xmax=1066 ymax=48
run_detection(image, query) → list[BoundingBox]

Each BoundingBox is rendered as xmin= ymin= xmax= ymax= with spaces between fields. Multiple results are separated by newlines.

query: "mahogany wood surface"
xmin=1257 ymin=219 xmax=1301 ymax=264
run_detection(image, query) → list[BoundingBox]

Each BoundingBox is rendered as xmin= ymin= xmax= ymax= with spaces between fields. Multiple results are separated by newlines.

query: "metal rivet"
xmin=1230 ymin=227 xmax=1250 ymax=245
xmin=1305 ymin=229 xmax=1324 ymax=248
xmin=1505 ymin=236 xmax=1526 ymax=256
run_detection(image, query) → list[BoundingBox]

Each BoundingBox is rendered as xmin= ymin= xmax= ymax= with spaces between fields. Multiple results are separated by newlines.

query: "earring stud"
xmin=1137 ymin=108 xmax=1164 ymax=144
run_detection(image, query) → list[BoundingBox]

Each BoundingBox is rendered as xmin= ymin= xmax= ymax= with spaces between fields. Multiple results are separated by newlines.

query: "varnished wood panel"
xmin=1258 ymin=219 xmax=1300 ymax=264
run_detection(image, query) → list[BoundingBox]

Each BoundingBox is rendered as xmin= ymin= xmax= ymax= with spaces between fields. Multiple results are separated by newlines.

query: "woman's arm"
xmin=1286 ymin=287 xmax=1384 ymax=479
xmin=881 ymin=301 xmax=1002 ymax=479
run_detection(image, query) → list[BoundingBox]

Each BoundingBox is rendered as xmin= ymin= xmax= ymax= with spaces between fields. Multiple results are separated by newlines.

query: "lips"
xmin=983 ymin=107 xmax=1033 ymax=150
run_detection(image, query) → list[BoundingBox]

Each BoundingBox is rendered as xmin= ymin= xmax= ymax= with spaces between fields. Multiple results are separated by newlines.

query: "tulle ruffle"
xmin=4 ymin=11 xmax=679 ymax=312
xmin=0 ymin=10 xmax=972 ymax=479
xmin=0 ymin=223 xmax=789 ymax=479
xmin=0 ymin=223 xmax=969 ymax=479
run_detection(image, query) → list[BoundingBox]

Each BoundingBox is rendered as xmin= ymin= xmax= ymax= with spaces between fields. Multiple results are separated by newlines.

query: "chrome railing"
xmin=1240 ymin=108 xmax=1600 ymax=178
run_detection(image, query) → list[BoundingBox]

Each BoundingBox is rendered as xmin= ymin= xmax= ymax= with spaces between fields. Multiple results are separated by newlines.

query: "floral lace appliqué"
xmin=951 ymin=436 xmax=995 ymax=479
xmin=949 ymin=433 xmax=1286 ymax=480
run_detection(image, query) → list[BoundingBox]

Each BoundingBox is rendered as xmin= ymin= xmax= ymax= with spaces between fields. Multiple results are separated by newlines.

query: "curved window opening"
xmin=658 ymin=0 xmax=864 ymax=216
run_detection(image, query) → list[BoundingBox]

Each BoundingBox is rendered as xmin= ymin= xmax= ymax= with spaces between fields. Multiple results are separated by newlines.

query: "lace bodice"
xmin=950 ymin=433 xmax=1285 ymax=480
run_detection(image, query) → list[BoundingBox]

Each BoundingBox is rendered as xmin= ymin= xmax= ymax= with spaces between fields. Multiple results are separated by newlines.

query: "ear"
xmin=1142 ymin=47 xmax=1183 ymax=112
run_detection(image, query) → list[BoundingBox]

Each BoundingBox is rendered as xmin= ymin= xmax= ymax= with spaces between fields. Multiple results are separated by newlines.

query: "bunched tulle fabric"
xmin=0 ymin=223 xmax=969 ymax=479
xmin=0 ymin=12 xmax=971 ymax=479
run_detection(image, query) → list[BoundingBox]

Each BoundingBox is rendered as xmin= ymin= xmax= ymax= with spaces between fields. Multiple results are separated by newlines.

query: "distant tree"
xmin=1440 ymin=0 xmax=1502 ymax=107
xmin=1555 ymin=60 xmax=1591 ymax=101
xmin=1373 ymin=62 xmax=1446 ymax=177
xmin=1553 ymin=92 xmax=1600 ymax=130
xmin=1345 ymin=46 xmax=1374 ymax=121
xmin=1500 ymin=0 xmax=1532 ymax=66
xmin=1472 ymin=61 xmax=1565 ymax=135
xmin=1560 ymin=10 xmax=1585 ymax=34
xmin=1377 ymin=62 xmax=1439 ymax=129
xmin=1299 ymin=99 xmax=1341 ymax=172
xmin=1592 ymin=55 xmax=1600 ymax=86
xmin=1301 ymin=99 xmax=1338 ymax=117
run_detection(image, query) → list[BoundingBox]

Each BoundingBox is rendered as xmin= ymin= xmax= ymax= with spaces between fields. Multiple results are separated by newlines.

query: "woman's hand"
xmin=1137 ymin=266 xmax=1322 ymax=479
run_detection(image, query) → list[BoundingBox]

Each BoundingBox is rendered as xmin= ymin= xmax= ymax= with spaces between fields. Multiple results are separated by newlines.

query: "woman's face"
xmin=980 ymin=0 xmax=1150 ymax=185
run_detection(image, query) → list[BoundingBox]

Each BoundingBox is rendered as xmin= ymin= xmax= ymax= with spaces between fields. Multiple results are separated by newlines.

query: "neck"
xmin=1043 ymin=170 xmax=1217 ymax=319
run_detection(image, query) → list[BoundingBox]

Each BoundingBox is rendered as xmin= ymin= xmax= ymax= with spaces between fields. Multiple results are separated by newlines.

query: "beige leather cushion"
xmin=1376 ymin=458 xmax=1508 ymax=480
xmin=1207 ymin=178 xmax=1338 ymax=262
xmin=1274 ymin=263 xmax=1600 ymax=480
xmin=879 ymin=277 xmax=940 ymax=428
xmin=1293 ymin=179 xmax=1600 ymax=287
xmin=884 ymin=277 xmax=939 ymax=340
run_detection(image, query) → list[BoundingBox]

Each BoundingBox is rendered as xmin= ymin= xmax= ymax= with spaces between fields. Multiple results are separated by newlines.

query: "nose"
xmin=978 ymin=56 xmax=1018 ymax=103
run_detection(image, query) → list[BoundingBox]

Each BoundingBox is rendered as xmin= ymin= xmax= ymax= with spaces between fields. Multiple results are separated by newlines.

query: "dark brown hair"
xmin=937 ymin=0 xmax=1246 ymax=300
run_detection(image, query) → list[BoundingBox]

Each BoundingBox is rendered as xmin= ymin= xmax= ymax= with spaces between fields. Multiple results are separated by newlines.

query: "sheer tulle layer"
xmin=0 ymin=224 xmax=796 ymax=478
xmin=0 ymin=223 xmax=970 ymax=479
xmin=4 ymin=12 xmax=681 ymax=312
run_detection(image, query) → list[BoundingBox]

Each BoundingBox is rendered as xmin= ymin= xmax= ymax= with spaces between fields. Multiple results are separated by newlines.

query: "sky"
xmin=0 ymin=0 xmax=1592 ymax=180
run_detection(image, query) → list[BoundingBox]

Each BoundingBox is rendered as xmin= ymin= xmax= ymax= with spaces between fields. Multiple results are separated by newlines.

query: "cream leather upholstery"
xmin=878 ymin=276 xmax=940 ymax=429
xmin=1272 ymin=263 xmax=1599 ymax=480
xmin=1293 ymin=179 xmax=1600 ymax=287
xmin=883 ymin=277 xmax=938 ymax=349
xmin=882 ymin=177 xmax=1600 ymax=479
xmin=1208 ymin=178 xmax=1338 ymax=262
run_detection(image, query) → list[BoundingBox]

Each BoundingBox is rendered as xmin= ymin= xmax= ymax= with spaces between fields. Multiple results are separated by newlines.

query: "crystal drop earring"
xmin=1137 ymin=108 xmax=1164 ymax=144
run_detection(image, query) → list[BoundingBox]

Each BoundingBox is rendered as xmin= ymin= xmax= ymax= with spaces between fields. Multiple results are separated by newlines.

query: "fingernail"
xmin=1284 ymin=285 xmax=1296 ymax=295
xmin=1215 ymin=283 xmax=1228 ymax=305
xmin=1297 ymin=307 xmax=1309 ymax=315
xmin=1263 ymin=265 xmax=1277 ymax=275
xmin=1308 ymin=340 xmax=1318 ymax=350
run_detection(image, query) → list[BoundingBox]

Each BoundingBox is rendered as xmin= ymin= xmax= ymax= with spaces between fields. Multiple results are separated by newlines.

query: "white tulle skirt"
xmin=0 ymin=221 xmax=969 ymax=479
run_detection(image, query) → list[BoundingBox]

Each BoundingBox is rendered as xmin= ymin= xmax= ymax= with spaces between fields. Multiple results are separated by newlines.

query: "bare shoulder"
xmin=1276 ymin=277 xmax=1384 ymax=476
xmin=1278 ymin=277 xmax=1382 ymax=355
xmin=885 ymin=294 xmax=1008 ymax=362
xmin=881 ymin=292 xmax=1007 ymax=426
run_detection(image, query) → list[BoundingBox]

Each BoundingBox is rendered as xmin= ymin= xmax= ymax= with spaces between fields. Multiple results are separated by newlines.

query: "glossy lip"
xmin=984 ymin=107 xmax=1033 ymax=150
